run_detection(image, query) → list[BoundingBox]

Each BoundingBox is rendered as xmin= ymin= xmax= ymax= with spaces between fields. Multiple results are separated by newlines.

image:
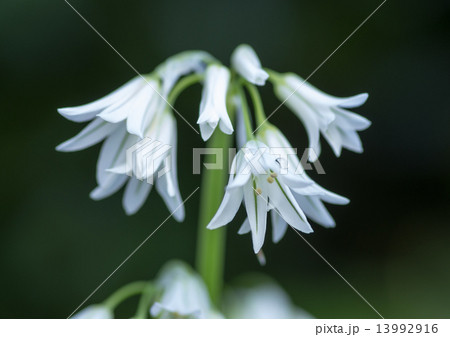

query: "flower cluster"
xmin=58 ymin=44 xmax=370 ymax=254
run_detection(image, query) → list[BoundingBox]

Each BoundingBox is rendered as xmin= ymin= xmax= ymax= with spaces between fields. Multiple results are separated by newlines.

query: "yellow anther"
xmin=255 ymin=188 xmax=262 ymax=195
xmin=267 ymin=176 xmax=274 ymax=184
xmin=270 ymin=172 xmax=278 ymax=178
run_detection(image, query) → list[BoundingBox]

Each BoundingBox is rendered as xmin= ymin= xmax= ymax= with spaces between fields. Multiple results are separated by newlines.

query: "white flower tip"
xmin=308 ymin=150 xmax=319 ymax=163
xmin=231 ymin=44 xmax=268 ymax=86
xmin=253 ymin=69 xmax=269 ymax=86
xmin=89 ymin=187 xmax=105 ymax=201
xmin=304 ymin=227 xmax=314 ymax=234
xmin=206 ymin=221 xmax=219 ymax=230
xmin=339 ymin=93 xmax=369 ymax=108
xmin=57 ymin=107 xmax=68 ymax=115
xmin=200 ymin=130 xmax=213 ymax=142
xmin=172 ymin=207 xmax=185 ymax=222
xmin=57 ymin=107 xmax=76 ymax=118
xmin=252 ymin=238 xmax=264 ymax=254
xmin=124 ymin=207 xmax=137 ymax=216
xmin=340 ymin=196 xmax=350 ymax=205
xmin=322 ymin=221 xmax=336 ymax=229
xmin=127 ymin=125 xmax=145 ymax=139
xmin=55 ymin=142 xmax=69 ymax=152
xmin=123 ymin=201 xmax=140 ymax=215
xmin=256 ymin=250 xmax=266 ymax=266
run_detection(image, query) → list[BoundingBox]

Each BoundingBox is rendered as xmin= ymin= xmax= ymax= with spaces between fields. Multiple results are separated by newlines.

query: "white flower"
xmin=231 ymin=44 xmax=269 ymax=86
xmin=274 ymin=73 xmax=371 ymax=161
xmin=150 ymin=261 xmax=223 ymax=319
xmin=254 ymin=125 xmax=349 ymax=242
xmin=71 ymin=305 xmax=113 ymax=319
xmin=224 ymin=278 xmax=313 ymax=319
xmin=197 ymin=64 xmax=234 ymax=141
xmin=57 ymin=78 xmax=184 ymax=220
xmin=207 ymin=140 xmax=313 ymax=253
xmin=156 ymin=51 xmax=215 ymax=96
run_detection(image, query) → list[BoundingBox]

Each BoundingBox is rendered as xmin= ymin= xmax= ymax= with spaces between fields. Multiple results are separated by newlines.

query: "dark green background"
xmin=1 ymin=0 xmax=449 ymax=318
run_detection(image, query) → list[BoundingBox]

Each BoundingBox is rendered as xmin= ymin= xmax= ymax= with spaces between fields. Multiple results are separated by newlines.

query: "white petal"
xmin=339 ymin=129 xmax=364 ymax=153
xmin=227 ymin=152 xmax=252 ymax=189
xmin=322 ymin=124 xmax=343 ymax=157
xmin=58 ymin=77 xmax=142 ymax=122
xmin=56 ymin=118 xmax=118 ymax=152
xmin=122 ymin=178 xmax=152 ymax=215
xmin=207 ymin=187 xmax=243 ymax=229
xmin=96 ymin=126 xmax=137 ymax=186
xmin=231 ymin=44 xmax=269 ymax=86
xmin=271 ymin=210 xmax=288 ymax=243
xmin=197 ymin=65 xmax=232 ymax=140
xmin=155 ymin=130 xmax=184 ymax=222
xmin=276 ymin=86 xmax=321 ymax=161
xmin=243 ymin=178 xmax=268 ymax=253
xmin=292 ymin=183 xmax=349 ymax=205
xmin=156 ymin=51 xmax=214 ymax=96
xmin=90 ymin=173 xmax=128 ymax=200
xmin=285 ymin=74 xmax=368 ymax=108
xmin=126 ymin=83 xmax=160 ymax=138
xmin=238 ymin=218 xmax=251 ymax=235
xmin=338 ymin=93 xmax=369 ymax=108
xmin=333 ymin=107 xmax=371 ymax=131
xmin=267 ymin=179 xmax=313 ymax=234
xmin=294 ymin=194 xmax=336 ymax=228
xmin=156 ymin=171 xmax=185 ymax=222
xmin=199 ymin=122 xmax=217 ymax=142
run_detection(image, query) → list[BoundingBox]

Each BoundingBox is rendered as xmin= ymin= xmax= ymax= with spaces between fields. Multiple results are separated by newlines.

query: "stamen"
xmin=270 ymin=172 xmax=278 ymax=178
xmin=267 ymin=176 xmax=274 ymax=183
xmin=255 ymin=188 xmax=262 ymax=195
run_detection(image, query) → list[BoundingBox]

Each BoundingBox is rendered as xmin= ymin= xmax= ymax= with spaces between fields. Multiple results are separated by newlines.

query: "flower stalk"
xmin=102 ymin=281 xmax=149 ymax=310
xmin=195 ymin=99 xmax=235 ymax=306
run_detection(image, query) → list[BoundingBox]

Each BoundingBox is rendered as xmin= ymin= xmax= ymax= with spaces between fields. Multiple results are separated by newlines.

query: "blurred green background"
xmin=1 ymin=0 xmax=449 ymax=318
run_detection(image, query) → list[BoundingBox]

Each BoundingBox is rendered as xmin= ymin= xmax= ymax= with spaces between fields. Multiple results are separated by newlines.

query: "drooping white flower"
xmin=156 ymin=51 xmax=215 ymax=96
xmin=207 ymin=140 xmax=313 ymax=253
xmin=57 ymin=77 xmax=184 ymax=220
xmin=231 ymin=44 xmax=269 ymax=86
xmin=253 ymin=125 xmax=349 ymax=242
xmin=58 ymin=77 xmax=160 ymax=138
xmin=197 ymin=64 xmax=234 ymax=141
xmin=71 ymin=305 xmax=113 ymax=319
xmin=224 ymin=277 xmax=313 ymax=319
xmin=150 ymin=261 xmax=223 ymax=319
xmin=274 ymin=73 xmax=371 ymax=161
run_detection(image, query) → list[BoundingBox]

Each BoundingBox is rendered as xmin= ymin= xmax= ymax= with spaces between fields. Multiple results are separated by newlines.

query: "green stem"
xmin=133 ymin=283 xmax=156 ymax=319
xmin=244 ymin=82 xmax=267 ymax=129
xmin=195 ymin=107 xmax=235 ymax=307
xmin=102 ymin=281 xmax=148 ymax=310
xmin=236 ymin=85 xmax=254 ymax=141
xmin=264 ymin=68 xmax=284 ymax=84
xmin=167 ymin=73 xmax=204 ymax=104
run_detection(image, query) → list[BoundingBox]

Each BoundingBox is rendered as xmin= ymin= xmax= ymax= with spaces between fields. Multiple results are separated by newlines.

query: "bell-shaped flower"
xmin=106 ymin=111 xmax=184 ymax=220
xmin=71 ymin=305 xmax=113 ymax=319
xmin=224 ymin=277 xmax=313 ymax=319
xmin=255 ymin=124 xmax=349 ymax=243
xmin=150 ymin=261 xmax=223 ymax=319
xmin=231 ymin=44 xmax=269 ymax=86
xmin=57 ymin=79 xmax=184 ymax=220
xmin=274 ymin=73 xmax=371 ymax=161
xmin=197 ymin=64 xmax=234 ymax=141
xmin=207 ymin=140 xmax=313 ymax=254
xmin=58 ymin=76 xmax=162 ymax=139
